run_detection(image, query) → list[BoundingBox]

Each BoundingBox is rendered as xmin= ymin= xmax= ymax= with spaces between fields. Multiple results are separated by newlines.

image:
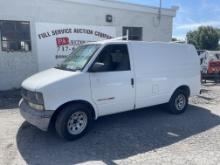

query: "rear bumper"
xmin=19 ymin=99 xmax=54 ymax=131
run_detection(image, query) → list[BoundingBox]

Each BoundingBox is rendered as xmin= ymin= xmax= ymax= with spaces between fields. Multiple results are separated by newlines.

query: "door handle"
xmin=131 ymin=78 xmax=134 ymax=87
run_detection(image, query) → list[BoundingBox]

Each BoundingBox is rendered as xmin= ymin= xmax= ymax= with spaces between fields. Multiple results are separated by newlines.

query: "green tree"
xmin=216 ymin=29 xmax=220 ymax=50
xmin=186 ymin=30 xmax=199 ymax=49
xmin=186 ymin=26 xmax=219 ymax=50
xmin=216 ymin=28 xmax=220 ymax=37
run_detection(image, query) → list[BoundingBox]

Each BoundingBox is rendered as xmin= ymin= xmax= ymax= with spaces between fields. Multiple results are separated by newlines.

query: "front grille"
xmin=21 ymin=88 xmax=28 ymax=100
xmin=21 ymin=88 xmax=28 ymax=99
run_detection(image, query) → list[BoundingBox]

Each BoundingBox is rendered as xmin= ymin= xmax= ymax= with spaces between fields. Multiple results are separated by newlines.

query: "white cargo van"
xmin=19 ymin=40 xmax=200 ymax=140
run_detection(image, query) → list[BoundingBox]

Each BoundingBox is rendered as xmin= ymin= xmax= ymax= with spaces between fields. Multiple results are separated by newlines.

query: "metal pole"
xmin=158 ymin=0 xmax=162 ymax=20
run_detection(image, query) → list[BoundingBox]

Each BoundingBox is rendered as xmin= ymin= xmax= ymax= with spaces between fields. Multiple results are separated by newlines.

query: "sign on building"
xmin=36 ymin=23 xmax=116 ymax=71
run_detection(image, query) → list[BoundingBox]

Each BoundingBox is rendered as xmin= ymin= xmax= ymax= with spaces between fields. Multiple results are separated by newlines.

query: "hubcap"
xmin=67 ymin=111 xmax=88 ymax=135
xmin=175 ymin=94 xmax=186 ymax=111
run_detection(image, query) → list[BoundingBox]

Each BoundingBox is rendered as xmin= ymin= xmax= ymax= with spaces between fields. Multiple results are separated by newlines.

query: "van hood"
xmin=22 ymin=68 xmax=80 ymax=91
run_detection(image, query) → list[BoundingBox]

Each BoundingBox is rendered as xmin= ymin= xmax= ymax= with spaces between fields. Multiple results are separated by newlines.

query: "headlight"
xmin=29 ymin=92 xmax=44 ymax=110
xmin=21 ymin=88 xmax=44 ymax=110
xmin=34 ymin=92 xmax=44 ymax=105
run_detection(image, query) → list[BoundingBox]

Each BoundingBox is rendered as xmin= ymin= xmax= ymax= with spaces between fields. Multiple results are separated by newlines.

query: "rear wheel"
xmin=55 ymin=104 xmax=93 ymax=140
xmin=168 ymin=89 xmax=188 ymax=114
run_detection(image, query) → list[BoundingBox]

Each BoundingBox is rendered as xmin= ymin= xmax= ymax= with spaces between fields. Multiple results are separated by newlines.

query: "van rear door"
xmin=89 ymin=44 xmax=135 ymax=116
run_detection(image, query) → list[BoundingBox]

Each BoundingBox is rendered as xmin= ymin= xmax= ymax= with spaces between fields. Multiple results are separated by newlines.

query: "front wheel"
xmin=55 ymin=104 xmax=93 ymax=140
xmin=168 ymin=89 xmax=188 ymax=114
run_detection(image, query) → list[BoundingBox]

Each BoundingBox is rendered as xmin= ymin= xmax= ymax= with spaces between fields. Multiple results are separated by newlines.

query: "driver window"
xmin=94 ymin=44 xmax=131 ymax=72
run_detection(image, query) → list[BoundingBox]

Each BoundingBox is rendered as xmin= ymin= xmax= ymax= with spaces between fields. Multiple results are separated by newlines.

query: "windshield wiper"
xmin=55 ymin=66 xmax=82 ymax=72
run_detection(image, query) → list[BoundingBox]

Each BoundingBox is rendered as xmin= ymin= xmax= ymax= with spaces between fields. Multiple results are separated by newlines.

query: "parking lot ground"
xmin=1 ymin=84 xmax=220 ymax=165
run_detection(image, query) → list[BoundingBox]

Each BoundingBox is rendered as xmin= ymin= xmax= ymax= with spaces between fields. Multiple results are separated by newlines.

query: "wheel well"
xmin=48 ymin=100 xmax=96 ymax=130
xmin=174 ymin=85 xmax=190 ymax=98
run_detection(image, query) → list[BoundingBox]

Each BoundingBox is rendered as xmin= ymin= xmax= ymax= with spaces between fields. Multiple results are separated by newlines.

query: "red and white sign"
xmin=36 ymin=23 xmax=116 ymax=71
xmin=56 ymin=37 xmax=70 ymax=46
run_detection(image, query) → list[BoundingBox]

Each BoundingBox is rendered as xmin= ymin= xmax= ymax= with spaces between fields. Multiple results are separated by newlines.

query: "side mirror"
xmin=89 ymin=62 xmax=105 ymax=72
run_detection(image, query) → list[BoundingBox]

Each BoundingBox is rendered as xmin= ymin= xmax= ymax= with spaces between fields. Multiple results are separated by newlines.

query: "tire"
xmin=55 ymin=103 xmax=93 ymax=141
xmin=168 ymin=89 xmax=189 ymax=114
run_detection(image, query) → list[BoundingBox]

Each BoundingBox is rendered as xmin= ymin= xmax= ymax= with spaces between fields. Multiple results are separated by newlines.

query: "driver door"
xmin=89 ymin=44 xmax=135 ymax=116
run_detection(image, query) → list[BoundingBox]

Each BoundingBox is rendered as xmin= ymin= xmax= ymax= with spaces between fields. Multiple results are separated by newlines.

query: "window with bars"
xmin=0 ymin=20 xmax=31 ymax=52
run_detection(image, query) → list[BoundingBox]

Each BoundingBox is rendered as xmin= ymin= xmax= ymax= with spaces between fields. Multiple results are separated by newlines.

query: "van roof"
xmin=93 ymin=40 xmax=190 ymax=46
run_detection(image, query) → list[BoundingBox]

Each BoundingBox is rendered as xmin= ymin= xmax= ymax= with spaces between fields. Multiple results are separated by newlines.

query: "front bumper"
xmin=19 ymin=99 xmax=54 ymax=131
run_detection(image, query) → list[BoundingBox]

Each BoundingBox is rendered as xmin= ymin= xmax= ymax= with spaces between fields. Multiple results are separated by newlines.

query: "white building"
xmin=0 ymin=0 xmax=177 ymax=90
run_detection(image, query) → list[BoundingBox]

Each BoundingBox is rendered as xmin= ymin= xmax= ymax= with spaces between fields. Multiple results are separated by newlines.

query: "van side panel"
xmin=130 ymin=42 xmax=200 ymax=109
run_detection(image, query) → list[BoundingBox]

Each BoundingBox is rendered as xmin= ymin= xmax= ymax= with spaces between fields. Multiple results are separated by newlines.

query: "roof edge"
xmin=57 ymin=0 xmax=177 ymax=17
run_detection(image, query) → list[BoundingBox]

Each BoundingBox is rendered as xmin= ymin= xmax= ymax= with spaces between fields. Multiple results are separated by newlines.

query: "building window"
xmin=123 ymin=27 xmax=143 ymax=41
xmin=0 ymin=20 xmax=31 ymax=52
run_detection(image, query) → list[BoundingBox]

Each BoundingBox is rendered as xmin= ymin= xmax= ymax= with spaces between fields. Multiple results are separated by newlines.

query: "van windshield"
xmin=56 ymin=44 xmax=101 ymax=71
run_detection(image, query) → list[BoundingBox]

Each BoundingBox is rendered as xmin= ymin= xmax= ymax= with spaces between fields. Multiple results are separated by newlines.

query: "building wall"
xmin=0 ymin=0 xmax=175 ymax=90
